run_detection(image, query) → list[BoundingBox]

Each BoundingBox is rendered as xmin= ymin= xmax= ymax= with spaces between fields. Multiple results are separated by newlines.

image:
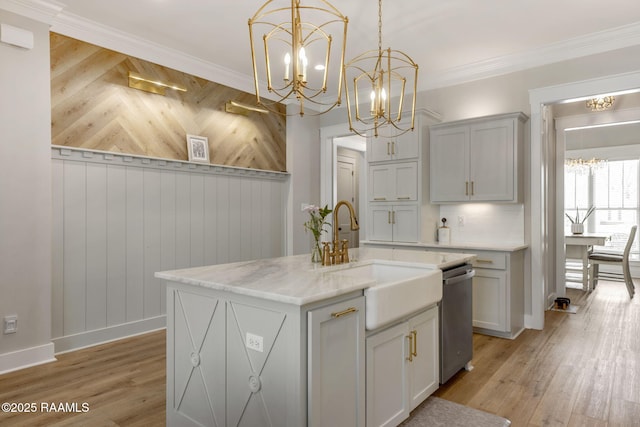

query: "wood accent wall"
xmin=50 ymin=33 xmax=286 ymax=172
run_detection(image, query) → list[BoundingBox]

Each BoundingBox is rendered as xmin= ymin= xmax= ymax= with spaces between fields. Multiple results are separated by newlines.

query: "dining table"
xmin=565 ymin=233 xmax=610 ymax=291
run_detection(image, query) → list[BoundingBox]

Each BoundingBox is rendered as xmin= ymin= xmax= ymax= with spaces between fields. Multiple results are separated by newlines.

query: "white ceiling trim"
xmin=24 ymin=0 xmax=640 ymax=94
xmin=50 ymin=11 xmax=258 ymax=97
xmin=0 ymin=0 xmax=64 ymax=24
xmin=426 ymin=21 xmax=640 ymax=90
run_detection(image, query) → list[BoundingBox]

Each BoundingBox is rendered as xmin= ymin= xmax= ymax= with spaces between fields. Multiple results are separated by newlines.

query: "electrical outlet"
xmin=245 ymin=332 xmax=264 ymax=352
xmin=3 ymin=315 xmax=17 ymax=334
xmin=458 ymin=216 xmax=465 ymax=227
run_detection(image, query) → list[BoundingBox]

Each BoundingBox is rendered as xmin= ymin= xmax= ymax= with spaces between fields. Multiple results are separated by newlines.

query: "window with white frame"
xmin=565 ymin=159 xmax=639 ymax=260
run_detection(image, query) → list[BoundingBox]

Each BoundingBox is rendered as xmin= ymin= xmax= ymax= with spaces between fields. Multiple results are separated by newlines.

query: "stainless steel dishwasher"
xmin=439 ymin=263 xmax=475 ymax=384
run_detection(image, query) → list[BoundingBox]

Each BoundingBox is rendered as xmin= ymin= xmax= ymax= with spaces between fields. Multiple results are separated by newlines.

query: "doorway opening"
xmin=319 ymin=125 xmax=367 ymax=246
xmin=337 ymin=146 xmax=361 ymax=246
xmin=554 ymin=104 xmax=640 ymax=298
xmin=529 ymin=71 xmax=640 ymax=330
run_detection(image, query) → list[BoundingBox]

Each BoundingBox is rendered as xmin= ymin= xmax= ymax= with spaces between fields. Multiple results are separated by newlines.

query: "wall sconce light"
xmin=225 ymin=101 xmax=269 ymax=115
xmin=127 ymin=71 xmax=187 ymax=95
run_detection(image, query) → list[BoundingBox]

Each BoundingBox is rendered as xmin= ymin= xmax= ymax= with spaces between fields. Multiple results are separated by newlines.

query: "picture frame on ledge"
xmin=186 ymin=134 xmax=210 ymax=163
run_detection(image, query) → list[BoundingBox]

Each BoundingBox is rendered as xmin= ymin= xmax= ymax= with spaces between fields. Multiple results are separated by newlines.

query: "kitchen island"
xmin=156 ymin=247 xmax=474 ymax=427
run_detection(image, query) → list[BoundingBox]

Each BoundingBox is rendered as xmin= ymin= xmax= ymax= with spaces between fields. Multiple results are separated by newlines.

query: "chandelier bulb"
xmin=284 ymin=53 xmax=291 ymax=81
xmin=370 ymin=90 xmax=376 ymax=115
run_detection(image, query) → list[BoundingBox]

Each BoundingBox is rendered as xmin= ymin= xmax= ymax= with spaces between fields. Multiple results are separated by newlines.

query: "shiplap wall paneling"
xmin=63 ymin=160 xmax=87 ymax=336
xmin=143 ymin=168 xmax=162 ymax=320
xmin=86 ymin=163 xmax=108 ymax=332
xmin=51 ymin=147 xmax=288 ymax=349
xmin=51 ymin=159 xmax=64 ymax=339
xmin=106 ymin=165 xmax=127 ymax=327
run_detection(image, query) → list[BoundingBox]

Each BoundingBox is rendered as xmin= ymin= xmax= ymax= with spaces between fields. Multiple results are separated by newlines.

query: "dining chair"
xmin=589 ymin=225 xmax=637 ymax=298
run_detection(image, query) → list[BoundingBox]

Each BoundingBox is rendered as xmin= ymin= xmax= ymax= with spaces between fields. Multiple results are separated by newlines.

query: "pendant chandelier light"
xmin=343 ymin=0 xmax=418 ymax=137
xmin=565 ymin=157 xmax=607 ymax=175
xmin=248 ymin=0 xmax=348 ymax=116
xmin=586 ymin=96 xmax=615 ymax=111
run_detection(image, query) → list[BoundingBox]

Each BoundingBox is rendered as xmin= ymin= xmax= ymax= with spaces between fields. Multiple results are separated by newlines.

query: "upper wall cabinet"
xmin=429 ymin=112 xmax=528 ymax=203
xmin=367 ymin=124 xmax=420 ymax=162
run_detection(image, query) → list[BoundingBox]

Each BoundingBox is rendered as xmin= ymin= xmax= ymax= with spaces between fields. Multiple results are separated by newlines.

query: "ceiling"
xmin=49 ymin=0 xmax=640 ymax=94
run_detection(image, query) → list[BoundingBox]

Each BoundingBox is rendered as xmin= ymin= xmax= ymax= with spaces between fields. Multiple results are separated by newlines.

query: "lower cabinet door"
xmin=408 ymin=306 xmax=439 ymax=410
xmin=392 ymin=205 xmax=418 ymax=243
xmin=366 ymin=322 xmax=410 ymax=427
xmin=472 ymin=268 xmax=508 ymax=332
xmin=308 ymin=296 xmax=366 ymax=427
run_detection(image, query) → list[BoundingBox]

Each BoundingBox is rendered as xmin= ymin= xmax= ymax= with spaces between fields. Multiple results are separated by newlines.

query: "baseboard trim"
xmin=53 ymin=316 xmax=166 ymax=355
xmin=0 ymin=342 xmax=56 ymax=375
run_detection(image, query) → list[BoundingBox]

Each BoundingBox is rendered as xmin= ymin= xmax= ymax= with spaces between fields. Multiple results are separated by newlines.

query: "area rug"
xmin=551 ymin=304 xmax=579 ymax=314
xmin=399 ymin=396 xmax=511 ymax=427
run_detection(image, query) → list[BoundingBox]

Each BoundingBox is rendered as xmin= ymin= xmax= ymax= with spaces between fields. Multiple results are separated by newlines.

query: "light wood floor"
xmin=0 ymin=281 xmax=638 ymax=426
xmin=435 ymin=280 xmax=640 ymax=426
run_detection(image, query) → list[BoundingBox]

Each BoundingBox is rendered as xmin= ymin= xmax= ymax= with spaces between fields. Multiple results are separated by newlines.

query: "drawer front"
xmin=471 ymin=251 xmax=506 ymax=270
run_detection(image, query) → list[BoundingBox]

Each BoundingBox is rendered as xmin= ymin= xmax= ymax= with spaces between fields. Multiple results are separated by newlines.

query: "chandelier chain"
xmin=378 ymin=0 xmax=383 ymax=54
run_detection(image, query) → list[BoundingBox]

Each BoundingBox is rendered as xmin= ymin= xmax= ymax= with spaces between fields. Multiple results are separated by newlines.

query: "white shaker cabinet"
xmin=470 ymin=250 xmax=525 ymax=339
xmin=368 ymin=162 xmax=418 ymax=202
xmin=430 ymin=112 xmax=527 ymax=203
xmin=367 ymin=110 xmax=440 ymax=243
xmin=368 ymin=204 xmax=418 ymax=243
xmin=308 ymin=296 xmax=366 ymax=427
xmin=367 ymin=125 xmax=420 ymax=162
xmin=366 ymin=305 xmax=439 ymax=427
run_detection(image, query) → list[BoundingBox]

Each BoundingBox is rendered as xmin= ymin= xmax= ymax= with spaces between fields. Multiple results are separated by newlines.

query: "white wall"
xmin=439 ymin=204 xmax=525 ymax=246
xmin=287 ymin=109 xmax=322 ymax=256
xmin=0 ymin=10 xmax=54 ymax=372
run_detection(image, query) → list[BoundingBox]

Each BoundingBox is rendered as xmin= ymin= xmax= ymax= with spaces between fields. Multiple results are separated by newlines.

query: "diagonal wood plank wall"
xmin=50 ymin=33 xmax=286 ymax=172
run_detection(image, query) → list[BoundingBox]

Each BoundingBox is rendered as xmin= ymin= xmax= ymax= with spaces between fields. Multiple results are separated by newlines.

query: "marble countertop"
xmin=362 ymin=240 xmax=528 ymax=252
xmin=155 ymin=247 xmax=475 ymax=306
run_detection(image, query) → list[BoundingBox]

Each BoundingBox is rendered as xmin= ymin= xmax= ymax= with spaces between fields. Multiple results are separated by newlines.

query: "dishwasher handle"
xmin=443 ymin=269 xmax=475 ymax=285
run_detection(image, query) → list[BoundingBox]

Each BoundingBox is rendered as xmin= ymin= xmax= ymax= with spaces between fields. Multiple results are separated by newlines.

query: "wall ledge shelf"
xmin=51 ymin=145 xmax=290 ymax=181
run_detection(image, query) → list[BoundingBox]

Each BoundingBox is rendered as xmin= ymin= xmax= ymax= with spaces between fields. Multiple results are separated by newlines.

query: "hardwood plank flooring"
xmin=435 ymin=280 xmax=640 ymax=426
xmin=0 ymin=281 xmax=638 ymax=426
xmin=0 ymin=331 xmax=166 ymax=426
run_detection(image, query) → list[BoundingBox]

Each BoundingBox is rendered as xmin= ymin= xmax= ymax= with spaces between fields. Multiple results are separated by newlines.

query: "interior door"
xmin=337 ymin=155 xmax=359 ymax=246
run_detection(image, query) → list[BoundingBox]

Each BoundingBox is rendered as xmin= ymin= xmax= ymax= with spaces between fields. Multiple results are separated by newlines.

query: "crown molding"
xmin=50 ymin=11 xmax=258 ymax=97
xmin=0 ymin=0 xmax=64 ymax=24
xmin=35 ymin=1 xmax=640 ymax=95
xmin=424 ymin=21 xmax=640 ymax=91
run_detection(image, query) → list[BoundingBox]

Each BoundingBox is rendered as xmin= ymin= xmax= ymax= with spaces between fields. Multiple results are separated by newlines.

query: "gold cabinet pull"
xmin=391 ymin=141 xmax=396 ymax=155
xmin=374 ymin=197 xmax=386 ymax=201
xmin=396 ymin=196 xmax=411 ymax=200
xmin=392 ymin=211 xmax=396 ymax=224
xmin=387 ymin=142 xmax=391 ymax=155
xmin=388 ymin=211 xmax=391 ymax=224
xmin=411 ymin=330 xmax=418 ymax=358
xmin=471 ymin=181 xmax=475 ymax=196
xmin=406 ymin=334 xmax=414 ymax=361
xmin=476 ymin=259 xmax=494 ymax=264
xmin=331 ymin=307 xmax=358 ymax=318
xmin=465 ymin=181 xmax=469 ymax=196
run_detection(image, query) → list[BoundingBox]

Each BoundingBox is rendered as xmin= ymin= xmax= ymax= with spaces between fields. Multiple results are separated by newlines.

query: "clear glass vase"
xmin=311 ymin=240 xmax=322 ymax=263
